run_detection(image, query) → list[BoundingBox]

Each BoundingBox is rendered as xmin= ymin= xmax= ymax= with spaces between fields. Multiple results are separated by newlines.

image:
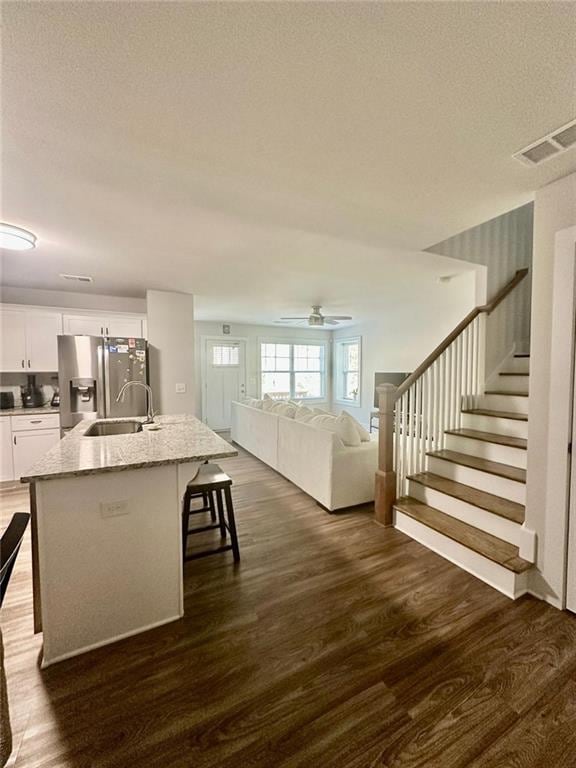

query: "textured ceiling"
xmin=1 ymin=2 xmax=575 ymax=322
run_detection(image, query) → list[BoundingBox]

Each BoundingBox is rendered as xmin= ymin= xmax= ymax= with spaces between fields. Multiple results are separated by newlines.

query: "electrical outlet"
xmin=100 ymin=500 xmax=129 ymax=518
xmin=175 ymin=382 xmax=186 ymax=393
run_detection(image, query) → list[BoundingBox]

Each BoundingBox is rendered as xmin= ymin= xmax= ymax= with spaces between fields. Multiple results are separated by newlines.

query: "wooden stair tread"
xmin=444 ymin=428 xmax=527 ymax=450
xmin=427 ymin=449 xmax=527 ymax=484
xmin=462 ymin=408 xmax=528 ymax=422
xmin=409 ymin=472 xmax=525 ymax=523
xmin=484 ymin=390 xmax=529 ymax=397
xmin=395 ymin=497 xmax=532 ymax=573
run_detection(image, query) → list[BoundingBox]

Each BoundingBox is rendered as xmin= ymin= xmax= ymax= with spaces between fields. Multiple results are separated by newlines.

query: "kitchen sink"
xmin=84 ymin=420 xmax=143 ymax=437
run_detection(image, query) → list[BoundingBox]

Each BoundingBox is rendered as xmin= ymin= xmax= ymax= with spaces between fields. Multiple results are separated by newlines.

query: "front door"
xmin=203 ymin=339 xmax=246 ymax=430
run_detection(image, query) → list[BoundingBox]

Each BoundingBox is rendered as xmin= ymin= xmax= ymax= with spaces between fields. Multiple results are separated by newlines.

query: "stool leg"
xmin=203 ymin=492 xmax=215 ymax=522
xmin=224 ymin=486 xmax=240 ymax=563
xmin=207 ymin=491 xmax=217 ymax=525
xmin=182 ymin=490 xmax=191 ymax=560
xmin=215 ymin=489 xmax=227 ymax=539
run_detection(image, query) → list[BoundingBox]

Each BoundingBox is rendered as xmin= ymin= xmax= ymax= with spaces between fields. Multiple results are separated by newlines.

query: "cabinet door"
xmin=63 ymin=314 xmax=106 ymax=336
xmin=26 ymin=312 xmax=62 ymax=372
xmin=106 ymin=316 xmax=143 ymax=338
xmin=12 ymin=429 xmax=60 ymax=480
xmin=0 ymin=309 xmax=27 ymax=372
xmin=0 ymin=418 xmax=14 ymax=481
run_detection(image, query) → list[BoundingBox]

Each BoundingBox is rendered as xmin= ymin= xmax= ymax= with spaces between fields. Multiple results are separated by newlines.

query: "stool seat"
xmin=182 ymin=462 xmax=240 ymax=564
xmin=187 ymin=463 xmax=232 ymax=492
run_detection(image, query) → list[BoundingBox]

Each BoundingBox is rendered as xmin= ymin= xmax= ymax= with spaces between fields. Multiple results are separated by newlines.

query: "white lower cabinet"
xmin=12 ymin=428 xmax=61 ymax=480
xmin=0 ymin=418 xmax=14 ymax=481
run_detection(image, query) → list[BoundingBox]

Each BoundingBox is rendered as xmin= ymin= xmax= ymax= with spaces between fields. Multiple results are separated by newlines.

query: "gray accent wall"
xmin=427 ymin=203 xmax=533 ymax=375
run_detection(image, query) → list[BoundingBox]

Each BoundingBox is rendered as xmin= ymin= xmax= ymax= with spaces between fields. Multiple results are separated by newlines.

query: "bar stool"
xmin=182 ymin=463 xmax=240 ymax=563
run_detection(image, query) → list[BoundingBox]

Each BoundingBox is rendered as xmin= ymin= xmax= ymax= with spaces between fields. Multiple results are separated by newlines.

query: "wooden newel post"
xmin=374 ymin=383 xmax=397 ymax=526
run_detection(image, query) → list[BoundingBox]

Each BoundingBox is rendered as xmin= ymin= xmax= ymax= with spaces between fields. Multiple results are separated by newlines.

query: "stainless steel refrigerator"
xmin=58 ymin=335 xmax=149 ymax=430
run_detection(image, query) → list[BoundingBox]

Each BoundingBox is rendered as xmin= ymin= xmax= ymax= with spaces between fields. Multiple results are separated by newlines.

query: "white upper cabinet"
xmin=0 ymin=309 xmax=27 ymax=371
xmin=106 ymin=316 xmax=144 ymax=338
xmin=63 ymin=314 xmax=145 ymax=338
xmin=0 ymin=306 xmax=146 ymax=373
xmin=62 ymin=314 xmax=107 ymax=336
xmin=0 ymin=309 xmax=61 ymax=372
xmin=26 ymin=312 xmax=62 ymax=371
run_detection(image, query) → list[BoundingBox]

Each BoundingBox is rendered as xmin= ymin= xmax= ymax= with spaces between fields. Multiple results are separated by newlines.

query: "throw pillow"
xmin=341 ymin=411 xmax=371 ymax=442
xmin=310 ymin=413 xmax=361 ymax=447
xmin=294 ymin=405 xmax=315 ymax=421
xmin=262 ymin=394 xmax=276 ymax=412
xmin=313 ymin=407 xmax=332 ymax=416
xmin=272 ymin=402 xmax=297 ymax=418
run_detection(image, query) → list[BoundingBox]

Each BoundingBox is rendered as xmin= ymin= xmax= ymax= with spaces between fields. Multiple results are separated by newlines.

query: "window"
xmin=212 ymin=344 xmax=239 ymax=366
xmin=260 ymin=342 xmax=326 ymax=400
xmin=334 ymin=337 xmax=361 ymax=405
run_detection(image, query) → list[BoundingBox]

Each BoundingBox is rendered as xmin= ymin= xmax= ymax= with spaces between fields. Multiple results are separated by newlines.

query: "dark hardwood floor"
xmin=2 ymin=444 xmax=576 ymax=767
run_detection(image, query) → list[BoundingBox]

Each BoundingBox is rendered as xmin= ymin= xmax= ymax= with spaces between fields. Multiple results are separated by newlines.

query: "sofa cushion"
xmin=310 ymin=413 xmax=361 ymax=447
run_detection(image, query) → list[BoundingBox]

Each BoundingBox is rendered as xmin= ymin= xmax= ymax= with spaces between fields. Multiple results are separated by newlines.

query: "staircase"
xmin=394 ymin=353 xmax=531 ymax=599
xmin=374 ymin=269 xmax=533 ymax=600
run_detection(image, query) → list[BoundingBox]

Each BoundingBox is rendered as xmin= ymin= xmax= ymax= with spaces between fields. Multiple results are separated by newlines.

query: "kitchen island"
xmin=21 ymin=415 xmax=237 ymax=666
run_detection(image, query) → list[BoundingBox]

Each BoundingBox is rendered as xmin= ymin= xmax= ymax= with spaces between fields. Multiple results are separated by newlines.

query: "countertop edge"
xmin=21 ymin=448 xmax=239 ymax=483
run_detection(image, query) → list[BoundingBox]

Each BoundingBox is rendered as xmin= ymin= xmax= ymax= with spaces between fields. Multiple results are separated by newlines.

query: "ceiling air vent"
xmin=60 ymin=273 xmax=93 ymax=283
xmin=514 ymin=118 xmax=576 ymax=166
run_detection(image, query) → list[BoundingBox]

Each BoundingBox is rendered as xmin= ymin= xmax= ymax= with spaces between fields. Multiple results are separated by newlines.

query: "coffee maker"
xmin=21 ymin=375 xmax=45 ymax=408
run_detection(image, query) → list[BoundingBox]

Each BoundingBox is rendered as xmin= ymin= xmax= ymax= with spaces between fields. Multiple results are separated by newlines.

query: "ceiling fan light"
xmin=0 ymin=223 xmax=37 ymax=251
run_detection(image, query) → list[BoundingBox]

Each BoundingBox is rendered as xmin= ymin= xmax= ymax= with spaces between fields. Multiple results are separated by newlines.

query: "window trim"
xmin=258 ymin=338 xmax=328 ymax=402
xmin=334 ymin=336 xmax=362 ymax=408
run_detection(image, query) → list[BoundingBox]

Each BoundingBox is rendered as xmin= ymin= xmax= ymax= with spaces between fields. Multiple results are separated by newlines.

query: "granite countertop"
xmin=1 ymin=405 xmax=60 ymax=417
xmin=21 ymin=415 xmax=237 ymax=483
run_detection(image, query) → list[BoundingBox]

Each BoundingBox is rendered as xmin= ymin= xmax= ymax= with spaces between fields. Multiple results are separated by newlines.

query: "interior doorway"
xmin=202 ymin=338 xmax=247 ymax=430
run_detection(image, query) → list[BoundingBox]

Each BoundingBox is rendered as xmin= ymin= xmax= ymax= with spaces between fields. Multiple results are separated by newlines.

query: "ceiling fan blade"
xmin=324 ymin=318 xmax=339 ymax=325
xmin=279 ymin=317 xmax=308 ymax=320
xmin=324 ymin=316 xmax=352 ymax=321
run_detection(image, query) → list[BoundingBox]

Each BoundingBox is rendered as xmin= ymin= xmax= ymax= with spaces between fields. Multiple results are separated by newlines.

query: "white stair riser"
xmin=408 ymin=481 xmax=525 ymax=547
xmin=497 ymin=374 xmax=529 ymax=394
xmin=462 ymin=412 xmax=528 ymax=439
xmin=507 ymin=357 xmax=530 ymax=374
xmin=478 ymin=394 xmax=529 ymax=415
xmin=394 ymin=509 xmax=529 ymax=599
xmin=427 ymin=456 xmax=526 ymax=504
xmin=445 ymin=434 xmax=527 ymax=469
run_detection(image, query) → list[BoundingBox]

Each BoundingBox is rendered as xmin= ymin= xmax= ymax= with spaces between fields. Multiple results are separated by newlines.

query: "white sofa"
xmin=231 ymin=401 xmax=378 ymax=511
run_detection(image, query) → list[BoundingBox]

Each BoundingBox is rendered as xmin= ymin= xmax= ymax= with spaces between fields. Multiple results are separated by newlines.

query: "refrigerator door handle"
xmin=97 ymin=342 xmax=106 ymax=418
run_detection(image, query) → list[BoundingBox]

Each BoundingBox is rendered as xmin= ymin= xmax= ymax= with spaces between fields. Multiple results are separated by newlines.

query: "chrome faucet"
xmin=116 ymin=381 xmax=155 ymax=424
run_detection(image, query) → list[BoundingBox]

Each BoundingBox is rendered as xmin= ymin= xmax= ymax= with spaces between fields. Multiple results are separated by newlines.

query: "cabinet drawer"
xmin=12 ymin=413 xmax=60 ymax=431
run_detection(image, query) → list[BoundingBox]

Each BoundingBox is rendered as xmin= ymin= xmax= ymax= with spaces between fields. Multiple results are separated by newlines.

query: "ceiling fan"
xmin=276 ymin=305 xmax=352 ymax=327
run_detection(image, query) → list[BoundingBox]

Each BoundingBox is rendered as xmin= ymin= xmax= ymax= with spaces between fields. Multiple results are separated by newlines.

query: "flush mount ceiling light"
xmin=0 ymin=222 xmax=37 ymax=251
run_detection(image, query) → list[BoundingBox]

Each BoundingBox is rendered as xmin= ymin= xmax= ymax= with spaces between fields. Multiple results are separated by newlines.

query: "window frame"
xmin=258 ymin=338 xmax=328 ymax=402
xmin=334 ymin=336 xmax=362 ymax=407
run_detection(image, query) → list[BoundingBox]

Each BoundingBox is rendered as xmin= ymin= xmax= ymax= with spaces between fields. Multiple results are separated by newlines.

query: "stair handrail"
xmin=395 ymin=268 xmax=529 ymax=401
xmin=375 ymin=267 xmax=529 ymax=526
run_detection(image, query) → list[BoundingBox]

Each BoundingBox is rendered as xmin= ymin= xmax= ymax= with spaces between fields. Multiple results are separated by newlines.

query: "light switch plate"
xmin=175 ymin=382 xmax=186 ymax=393
xmin=100 ymin=500 xmax=129 ymax=518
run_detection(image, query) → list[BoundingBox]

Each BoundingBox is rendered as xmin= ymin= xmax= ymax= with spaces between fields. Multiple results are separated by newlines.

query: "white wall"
xmin=428 ymin=203 xmax=533 ymax=375
xmin=332 ymin=270 xmax=478 ymax=426
xmin=526 ymin=172 xmax=576 ymax=607
xmin=194 ymin=321 xmax=332 ymax=419
xmin=146 ymin=290 xmax=195 ymax=415
xmin=0 ymin=286 xmax=146 ymax=314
